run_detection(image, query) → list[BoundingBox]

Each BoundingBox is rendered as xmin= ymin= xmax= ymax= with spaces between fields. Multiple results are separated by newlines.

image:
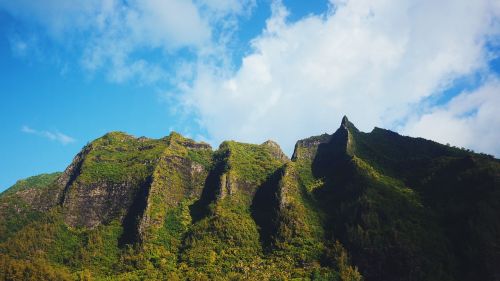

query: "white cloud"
xmin=181 ymin=0 xmax=500 ymax=155
xmin=21 ymin=126 xmax=76 ymax=145
xmin=80 ymin=0 xmax=212 ymax=83
xmin=402 ymin=78 xmax=500 ymax=156
xmin=0 ymin=0 xmax=211 ymax=46
xmin=126 ymin=0 xmax=211 ymax=50
xmin=3 ymin=0 xmax=500 ymax=157
xmin=197 ymin=0 xmax=255 ymax=16
xmin=0 ymin=0 xmax=247 ymax=84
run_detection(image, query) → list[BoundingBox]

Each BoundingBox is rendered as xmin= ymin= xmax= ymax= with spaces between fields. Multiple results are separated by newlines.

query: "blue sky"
xmin=0 ymin=0 xmax=499 ymax=191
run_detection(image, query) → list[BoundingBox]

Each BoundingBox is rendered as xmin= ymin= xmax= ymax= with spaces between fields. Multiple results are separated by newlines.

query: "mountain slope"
xmin=0 ymin=117 xmax=498 ymax=281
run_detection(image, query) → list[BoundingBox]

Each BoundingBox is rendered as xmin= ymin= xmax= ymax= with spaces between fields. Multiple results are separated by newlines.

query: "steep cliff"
xmin=0 ymin=117 xmax=498 ymax=281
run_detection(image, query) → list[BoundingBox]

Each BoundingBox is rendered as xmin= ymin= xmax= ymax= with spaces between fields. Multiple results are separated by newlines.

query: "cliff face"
xmin=59 ymin=132 xmax=168 ymax=229
xmin=137 ymin=133 xmax=212 ymax=244
xmin=0 ymin=117 xmax=499 ymax=281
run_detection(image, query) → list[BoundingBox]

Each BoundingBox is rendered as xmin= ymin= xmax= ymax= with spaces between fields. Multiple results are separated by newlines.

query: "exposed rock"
xmin=291 ymin=133 xmax=331 ymax=161
xmin=273 ymin=163 xmax=320 ymax=251
xmin=137 ymin=134 xmax=212 ymax=242
xmin=62 ymin=179 xmax=146 ymax=228
xmin=12 ymin=186 xmax=61 ymax=212
xmin=218 ymin=172 xmax=238 ymax=199
xmin=0 ymin=173 xmax=64 ymax=213
xmin=2 ymin=117 xmax=499 ymax=281
xmin=262 ymin=140 xmax=289 ymax=161
xmin=56 ymin=144 xmax=93 ymax=190
xmin=58 ymin=133 xmax=166 ymax=229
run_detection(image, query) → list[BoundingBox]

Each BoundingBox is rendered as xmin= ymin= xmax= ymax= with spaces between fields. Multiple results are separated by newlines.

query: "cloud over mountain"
xmin=1 ymin=0 xmax=499 ymax=156
xmin=180 ymin=0 xmax=500 ymax=155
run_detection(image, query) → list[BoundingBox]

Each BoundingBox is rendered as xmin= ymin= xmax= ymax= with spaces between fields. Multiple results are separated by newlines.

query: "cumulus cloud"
xmin=181 ymin=0 xmax=500 ymax=155
xmin=3 ymin=0 xmax=499 ymax=156
xmin=402 ymin=77 xmax=500 ymax=156
xmin=21 ymin=126 xmax=76 ymax=145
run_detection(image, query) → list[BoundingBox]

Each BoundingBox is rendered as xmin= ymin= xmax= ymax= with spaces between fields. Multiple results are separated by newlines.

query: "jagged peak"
xmin=295 ymin=134 xmax=331 ymax=147
xmin=341 ymin=115 xmax=349 ymax=126
xmin=291 ymin=134 xmax=331 ymax=161
xmin=137 ymin=136 xmax=152 ymax=142
xmin=330 ymin=116 xmax=357 ymax=156
xmin=339 ymin=115 xmax=359 ymax=132
xmin=261 ymin=139 xmax=280 ymax=147
xmin=167 ymin=131 xmax=187 ymax=142
xmin=262 ymin=140 xmax=289 ymax=161
xmin=290 ymin=117 xmax=361 ymax=161
xmin=167 ymin=131 xmax=212 ymax=150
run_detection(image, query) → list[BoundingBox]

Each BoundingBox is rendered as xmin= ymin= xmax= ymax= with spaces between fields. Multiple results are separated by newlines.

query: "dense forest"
xmin=0 ymin=117 xmax=498 ymax=281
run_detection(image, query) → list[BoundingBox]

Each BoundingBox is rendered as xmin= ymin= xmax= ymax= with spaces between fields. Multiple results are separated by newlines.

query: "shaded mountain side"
xmin=0 ymin=116 xmax=498 ymax=281
xmin=292 ymin=116 xmax=500 ymax=281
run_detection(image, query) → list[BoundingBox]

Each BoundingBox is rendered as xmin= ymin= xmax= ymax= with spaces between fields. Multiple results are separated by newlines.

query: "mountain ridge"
xmin=0 ymin=117 xmax=499 ymax=281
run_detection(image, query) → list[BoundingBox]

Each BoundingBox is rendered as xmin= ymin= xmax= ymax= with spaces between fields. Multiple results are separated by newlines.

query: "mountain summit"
xmin=1 ymin=117 xmax=499 ymax=281
xmin=340 ymin=115 xmax=350 ymax=127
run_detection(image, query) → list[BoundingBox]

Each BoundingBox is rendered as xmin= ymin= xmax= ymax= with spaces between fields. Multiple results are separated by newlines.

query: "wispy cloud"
xmin=0 ymin=0 xmax=255 ymax=85
xmin=21 ymin=126 xmax=76 ymax=145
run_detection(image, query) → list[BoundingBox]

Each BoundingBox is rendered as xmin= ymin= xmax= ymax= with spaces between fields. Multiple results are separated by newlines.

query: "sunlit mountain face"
xmin=0 ymin=117 xmax=498 ymax=280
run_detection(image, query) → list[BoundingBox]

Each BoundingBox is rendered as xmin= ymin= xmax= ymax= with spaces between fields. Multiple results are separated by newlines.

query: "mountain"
xmin=0 ymin=117 xmax=499 ymax=281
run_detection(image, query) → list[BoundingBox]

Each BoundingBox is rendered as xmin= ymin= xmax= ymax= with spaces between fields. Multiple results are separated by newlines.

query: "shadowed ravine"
xmin=0 ymin=117 xmax=498 ymax=281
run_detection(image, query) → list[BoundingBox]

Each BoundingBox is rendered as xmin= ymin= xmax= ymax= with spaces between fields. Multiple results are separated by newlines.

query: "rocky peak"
xmin=212 ymin=140 xmax=285 ymax=201
xmin=330 ymin=116 xmax=357 ymax=156
xmin=291 ymin=134 xmax=331 ymax=161
xmin=57 ymin=144 xmax=93 ymax=189
xmin=167 ymin=131 xmax=184 ymax=140
xmin=262 ymin=140 xmax=289 ymax=161
xmin=168 ymin=131 xmax=212 ymax=151
xmin=339 ymin=115 xmax=358 ymax=133
xmin=341 ymin=115 xmax=349 ymax=127
xmin=291 ymin=116 xmax=360 ymax=161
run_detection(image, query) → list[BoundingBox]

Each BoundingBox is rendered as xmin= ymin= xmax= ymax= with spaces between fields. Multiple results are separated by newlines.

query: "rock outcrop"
xmin=1 ymin=117 xmax=499 ymax=281
xmin=138 ymin=133 xmax=212 ymax=242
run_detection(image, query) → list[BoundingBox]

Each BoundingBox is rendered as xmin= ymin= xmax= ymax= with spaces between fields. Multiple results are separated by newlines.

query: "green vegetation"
xmin=77 ymin=132 xmax=169 ymax=184
xmin=0 ymin=173 xmax=62 ymax=242
xmin=220 ymin=141 xmax=285 ymax=186
xmin=1 ymin=173 xmax=62 ymax=196
xmin=271 ymin=163 xmax=325 ymax=265
xmin=0 ymin=119 xmax=499 ymax=280
xmin=304 ymin=118 xmax=500 ymax=281
xmin=0 ymin=208 xmax=126 ymax=280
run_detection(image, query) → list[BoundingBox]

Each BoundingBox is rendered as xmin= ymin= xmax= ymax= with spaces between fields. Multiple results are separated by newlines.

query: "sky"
xmin=0 ymin=0 xmax=499 ymax=191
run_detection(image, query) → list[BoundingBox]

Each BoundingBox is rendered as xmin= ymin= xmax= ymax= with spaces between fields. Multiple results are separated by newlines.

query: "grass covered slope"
xmin=0 ymin=117 xmax=498 ymax=281
xmin=0 ymin=173 xmax=62 ymax=242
